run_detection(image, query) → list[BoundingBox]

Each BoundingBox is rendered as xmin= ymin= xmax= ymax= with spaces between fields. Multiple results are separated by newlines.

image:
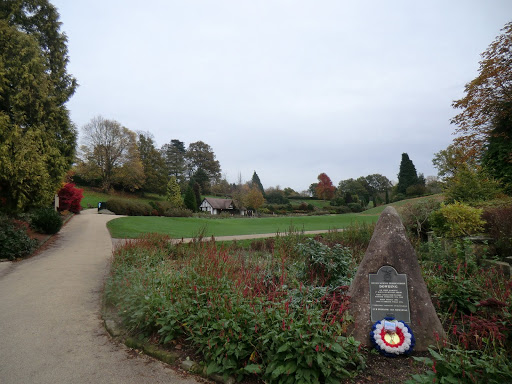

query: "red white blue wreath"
xmin=370 ymin=317 xmax=415 ymax=357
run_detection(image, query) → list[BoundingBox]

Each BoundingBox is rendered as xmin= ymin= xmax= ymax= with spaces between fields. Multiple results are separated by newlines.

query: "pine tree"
xmin=184 ymin=186 xmax=197 ymax=212
xmin=166 ymin=176 xmax=183 ymax=207
xmin=397 ymin=153 xmax=419 ymax=194
xmin=251 ymin=171 xmax=264 ymax=194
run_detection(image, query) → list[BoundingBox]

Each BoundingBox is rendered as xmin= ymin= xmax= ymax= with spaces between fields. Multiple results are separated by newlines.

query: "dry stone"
xmin=347 ymin=206 xmax=445 ymax=351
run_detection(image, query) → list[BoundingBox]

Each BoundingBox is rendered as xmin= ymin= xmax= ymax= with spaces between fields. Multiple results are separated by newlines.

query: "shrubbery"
xmin=0 ymin=216 xmax=38 ymax=260
xmin=105 ymin=234 xmax=365 ymax=383
xmin=106 ymin=198 xmax=152 ymax=216
xmin=57 ymin=183 xmax=83 ymax=213
xmin=430 ymin=202 xmax=485 ymax=238
xmin=30 ymin=207 xmax=63 ymax=234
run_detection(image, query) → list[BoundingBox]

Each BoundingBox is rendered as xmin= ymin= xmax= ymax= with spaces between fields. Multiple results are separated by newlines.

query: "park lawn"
xmin=361 ymin=194 xmax=444 ymax=215
xmin=80 ymin=187 xmax=166 ymax=209
xmin=107 ymin=213 xmax=379 ymax=239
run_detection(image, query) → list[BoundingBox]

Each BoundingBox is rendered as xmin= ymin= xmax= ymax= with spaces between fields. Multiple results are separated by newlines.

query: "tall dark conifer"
xmin=397 ymin=153 xmax=419 ymax=194
xmin=251 ymin=171 xmax=264 ymax=194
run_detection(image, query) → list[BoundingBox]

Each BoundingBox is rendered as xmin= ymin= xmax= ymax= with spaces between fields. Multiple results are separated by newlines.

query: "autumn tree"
xmin=451 ymin=22 xmax=512 ymax=160
xmin=166 ymin=176 xmax=183 ymax=207
xmin=244 ymin=185 xmax=265 ymax=211
xmin=0 ymin=2 xmax=77 ymax=212
xmin=137 ymin=132 xmax=167 ymax=194
xmin=77 ymin=116 xmax=144 ymax=191
xmin=315 ymin=173 xmax=335 ymax=200
xmin=397 ymin=153 xmax=419 ymax=195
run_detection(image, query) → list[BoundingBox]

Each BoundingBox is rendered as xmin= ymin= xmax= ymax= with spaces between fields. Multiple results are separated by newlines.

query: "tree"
xmin=244 ymin=185 xmax=265 ymax=211
xmin=358 ymin=174 xmax=391 ymax=207
xmin=193 ymin=182 xmax=202 ymax=210
xmin=265 ymin=187 xmax=289 ymax=204
xmin=184 ymin=185 xmax=197 ymax=212
xmin=251 ymin=171 xmax=264 ymax=194
xmin=137 ymin=132 xmax=167 ymax=194
xmin=191 ymin=168 xmax=210 ymax=195
xmin=0 ymin=2 xmax=77 ymax=212
xmin=315 ymin=173 xmax=335 ymax=200
xmin=186 ymin=141 xmax=221 ymax=182
xmin=432 ymin=144 xmax=476 ymax=181
xmin=308 ymin=183 xmax=319 ymax=198
xmin=337 ymin=179 xmax=369 ymax=206
xmin=481 ymin=108 xmax=512 ymax=193
xmin=166 ymin=176 xmax=183 ymax=207
xmin=77 ymin=116 xmax=144 ymax=191
xmin=162 ymin=139 xmax=186 ymax=185
xmin=451 ymin=22 xmax=512 ymax=160
xmin=397 ymin=153 xmax=418 ymax=195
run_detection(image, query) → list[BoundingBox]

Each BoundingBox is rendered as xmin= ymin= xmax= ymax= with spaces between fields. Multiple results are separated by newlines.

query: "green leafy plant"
xmin=30 ymin=207 xmax=62 ymax=234
xmin=430 ymin=202 xmax=485 ymax=238
xmin=0 ymin=216 xmax=38 ymax=260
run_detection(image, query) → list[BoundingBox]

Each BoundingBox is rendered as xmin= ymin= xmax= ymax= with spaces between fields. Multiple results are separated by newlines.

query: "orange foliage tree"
xmin=315 ymin=173 xmax=335 ymax=200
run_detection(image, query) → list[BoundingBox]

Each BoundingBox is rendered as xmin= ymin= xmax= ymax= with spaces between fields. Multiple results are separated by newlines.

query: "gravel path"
xmin=0 ymin=209 xmax=203 ymax=384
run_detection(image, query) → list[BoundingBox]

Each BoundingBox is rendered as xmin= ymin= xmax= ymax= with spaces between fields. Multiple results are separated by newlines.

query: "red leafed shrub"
xmin=58 ymin=183 xmax=83 ymax=213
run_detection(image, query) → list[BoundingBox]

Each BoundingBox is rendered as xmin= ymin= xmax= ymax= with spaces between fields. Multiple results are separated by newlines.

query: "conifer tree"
xmin=184 ymin=186 xmax=197 ymax=212
xmin=166 ymin=176 xmax=183 ymax=207
xmin=251 ymin=171 xmax=264 ymax=194
xmin=397 ymin=153 xmax=419 ymax=194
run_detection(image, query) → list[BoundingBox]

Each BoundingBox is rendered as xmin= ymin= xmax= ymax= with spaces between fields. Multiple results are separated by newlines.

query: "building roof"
xmin=202 ymin=197 xmax=245 ymax=210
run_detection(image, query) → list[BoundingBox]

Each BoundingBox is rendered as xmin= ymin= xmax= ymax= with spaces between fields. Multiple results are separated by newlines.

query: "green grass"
xmin=80 ymin=186 xmax=166 ymax=209
xmin=361 ymin=194 xmax=444 ymax=215
xmin=107 ymin=213 xmax=379 ymax=239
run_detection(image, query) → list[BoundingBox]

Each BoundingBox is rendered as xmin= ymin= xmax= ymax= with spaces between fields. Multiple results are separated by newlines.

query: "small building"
xmin=199 ymin=197 xmax=247 ymax=216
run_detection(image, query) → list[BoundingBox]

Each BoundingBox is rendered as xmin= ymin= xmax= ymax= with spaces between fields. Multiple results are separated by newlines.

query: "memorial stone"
xmin=347 ymin=206 xmax=445 ymax=351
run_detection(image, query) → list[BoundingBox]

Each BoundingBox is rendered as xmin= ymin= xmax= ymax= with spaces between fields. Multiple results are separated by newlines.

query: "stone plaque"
xmin=369 ymin=266 xmax=410 ymax=323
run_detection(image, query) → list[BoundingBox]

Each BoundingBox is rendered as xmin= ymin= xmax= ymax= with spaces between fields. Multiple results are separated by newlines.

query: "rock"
xmin=181 ymin=359 xmax=196 ymax=372
xmin=347 ymin=206 xmax=446 ymax=351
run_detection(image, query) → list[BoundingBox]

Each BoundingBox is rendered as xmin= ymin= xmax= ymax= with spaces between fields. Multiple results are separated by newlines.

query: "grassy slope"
xmin=107 ymin=214 xmax=379 ymax=239
xmin=80 ymin=187 xmax=165 ymax=209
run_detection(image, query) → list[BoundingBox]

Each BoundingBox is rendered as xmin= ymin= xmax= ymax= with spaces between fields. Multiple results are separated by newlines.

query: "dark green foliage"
xmin=30 ymin=207 xmax=62 ymax=234
xmin=163 ymin=207 xmax=193 ymax=217
xmin=183 ymin=186 xmax=197 ymax=212
xmin=0 ymin=216 xmax=38 ymax=260
xmin=192 ymin=182 xmax=202 ymax=209
xmin=106 ymin=198 xmax=151 ymax=216
xmin=397 ymin=153 xmax=419 ymax=195
xmin=482 ymin=108 xmax=512 ymax=194
xmin=347 ymin=203 xmax=363 ymax=212
xmin=265 ymin=190 xmax=289 ymax=204
xmin=191 ymin=168 xmax=210 ymax=195
xmin=162 ymin=139 xmax=187 ymax=185
xmin=251 ymin=171 xmax=265 ymax=194
xmin=482 ymin=205 xmax=512 ymax=258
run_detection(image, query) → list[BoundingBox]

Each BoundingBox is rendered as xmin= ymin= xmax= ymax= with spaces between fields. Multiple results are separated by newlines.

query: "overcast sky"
xmin=52 ymin=1 xmax=512 ymax=192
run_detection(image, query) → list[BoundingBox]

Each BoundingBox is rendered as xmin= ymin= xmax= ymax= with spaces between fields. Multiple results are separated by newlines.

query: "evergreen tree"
xmin=184 ymin=186 xmax=197 ymax=212
xmin=251 ymin=171 xmax=264 ymax=194
xmin=0 ymin=2 xmax=77 ymax=212
xmin=162 ymin=139 xmax=186 ymax=185
xmin=193 ymin=182 xmax=202 ymax=210
xmin=397 ymin=153 xmax=419 ymax=194
xmin=166 ymin=176 xmax=183 ymax=207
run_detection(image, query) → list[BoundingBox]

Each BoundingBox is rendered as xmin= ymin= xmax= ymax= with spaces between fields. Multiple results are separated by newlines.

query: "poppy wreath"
xmin=370 ymin=317 xmax=415 ymax=357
